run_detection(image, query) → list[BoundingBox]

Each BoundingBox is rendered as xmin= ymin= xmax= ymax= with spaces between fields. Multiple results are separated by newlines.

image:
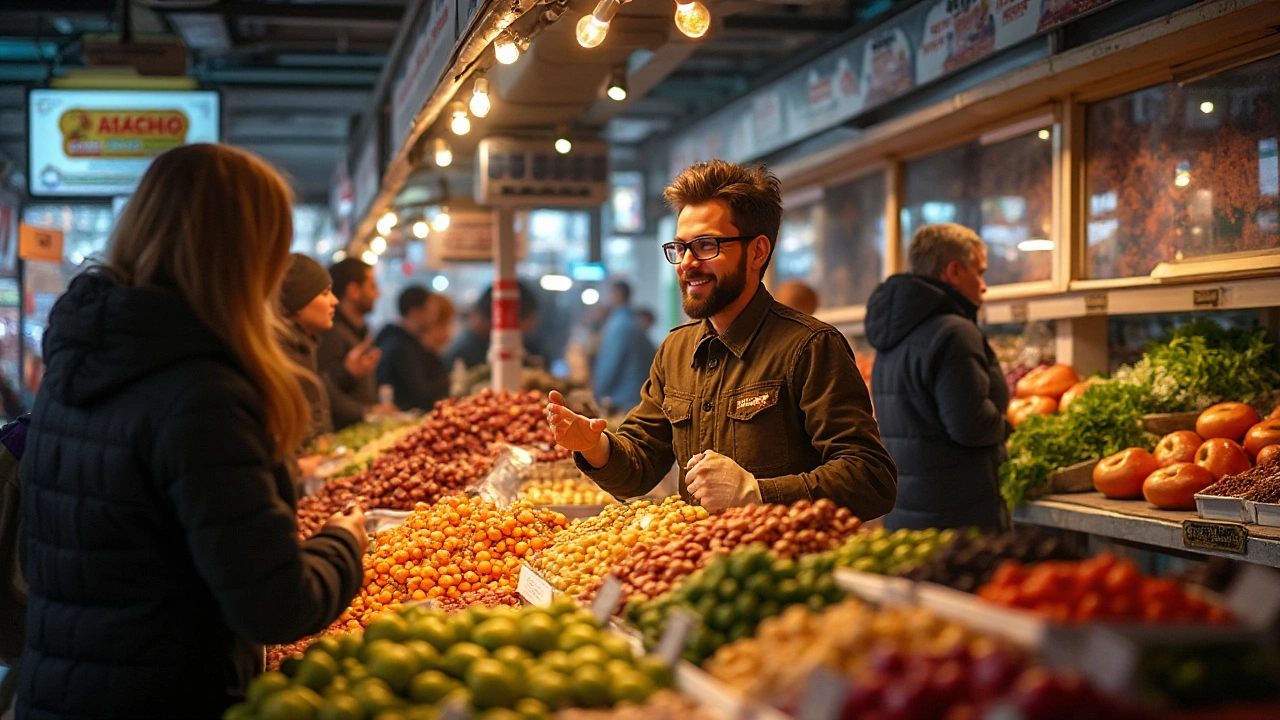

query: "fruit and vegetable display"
xmin=584 ymin=499 xmax=861 ymax=605
xmin=530 ymin=499 xmax=708 ymax=596
xmin=337 ymin=497 xmax=568 ymax=629
xmin=1001 ymin=323 xmax=1280 ymax=507
xmin=899 ymin=528 xmax=1081 ymax=593
xmin=1009 ymin=363 xmax=1081 ymax=427
xmin=229 ymin=600 xmax=674 ymax=720
xmin=1201 ymin=458 xmax=1280 ymax=503
xmin=832 ymin=527 xmax=957 ymax=576
xmin=307 ymin=416 xmax=419 ymax=458
xmin=518 ymin=478 xmax=617 ymax=507
xmin=976 ymin=554 xmax=1232 ymax=624
xmin=556 ymin=690 xmax=720 ymax=720
xmin=1132 ymin=639 xmax=1280 ymax=709
xmin=316 ymin=423 xmax=424 ymax=481
xmin=625 ymin=545 xmax=845 ymax=665
xmin=297 ymin=390 xmax=570 ymax=538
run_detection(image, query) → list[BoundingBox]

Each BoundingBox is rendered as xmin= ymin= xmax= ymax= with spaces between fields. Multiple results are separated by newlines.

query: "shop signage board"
xmin=390 ymin=0 xmax=457 ymax=149
xmin=1182 ymin=519 xmax=1248 ymax=554
xmin=670 ymin=0 xmax=1120 ymax=170
xmin=18 ymin=224 xmax=64 ymax=264
xmin=351 ymin=134 xmax=380 ymax=228
xmin=476 ymin=138 xmax=611 ymax=208
xmin=27 ymin=88 xmax=220 ymax=197
xmin=427 ymin=208 xmax=528 ymax=263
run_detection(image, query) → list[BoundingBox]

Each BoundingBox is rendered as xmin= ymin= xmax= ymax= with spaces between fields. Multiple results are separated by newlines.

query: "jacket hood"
xmin=41 ymin=271 xmax=234 ymax=407
xmin=864 ymin=274 xmax=979 ymax=352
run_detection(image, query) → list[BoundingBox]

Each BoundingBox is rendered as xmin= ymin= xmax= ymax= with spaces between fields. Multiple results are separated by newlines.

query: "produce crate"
xmin=1142 ymin=411 xmax=1200 ymax=436
xmin=1194 ymin=494 xmax=1252 ymax=523
xmin=1252 ymin=501 xmax=1280 ymax=528
xmin=1035 ymin=459 xmax=1099 ymax=497
xmin=364 ymin=508 xmax=412 ymax=533
xmin=832 ymin=567 xmax=916 ymax=605
xmin=912 ymin=582 xmax=1079 ymax=655
xmin=675 ymin=661 xmax=790 ymax=720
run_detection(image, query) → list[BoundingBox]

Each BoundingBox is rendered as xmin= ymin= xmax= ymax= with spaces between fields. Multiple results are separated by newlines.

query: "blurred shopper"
xmin=17 ymin=144 xmax=366 ymax=719
xmin=635 ymin=308 xmax=657 ymax=335
xmin=280 ymin=253 xmax=337 ymax=446
xmin=376 ymin=286 xmax=450 ymax=411
xmin=864 ymin=223 xmax=1009 ymax=531
xmin=317 ymin=258 xmax=388 ymax=430
xmin=592 ymin=280 xmax=656 ymax=413
xmin=774 ymin=278 xmax=819 ymax=315
xmin=422 ymin=292 xmax=457 ymax=356
xmin=445 ymin=282 xmax=541 ymax=369
xmin=546 ymin=160 xmax=896 ymax=517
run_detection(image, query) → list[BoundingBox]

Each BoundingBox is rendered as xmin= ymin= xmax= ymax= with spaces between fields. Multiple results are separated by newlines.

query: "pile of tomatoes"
xmin=977 ymin=554 xmax=1232 ymax=624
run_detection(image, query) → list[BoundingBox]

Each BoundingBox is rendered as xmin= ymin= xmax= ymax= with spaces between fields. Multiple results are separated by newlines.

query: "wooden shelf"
xmin=1013 ymin=491 xmax=1280 ymax=568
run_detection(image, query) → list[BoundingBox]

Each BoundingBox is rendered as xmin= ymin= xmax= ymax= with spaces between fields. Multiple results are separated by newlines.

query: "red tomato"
xmin=1093 ymin=447 xmax=1161 ymax=499
xmin=1016 ymin=364 xmax=1081 ymax=400
xmin=1142 ymin=462 xmax=1216 ymax=510
xmin=1153 ymin=430 xmax=1203 ymax=467
xmin=1057 ymin=379 xmax=1099 ymax=412
xmin=1196 ymin=401 xmax=1261 ymax=442
xmin=1194 ymin=438 xmax=1253 ymax=481
xmin=1257 ymin=444 xmax=1280 ymax=467
xmin=1243 ymin=420 xmax=1280 ymax=460
xmin=1008 ymin=396 xmax=1057 ymax=428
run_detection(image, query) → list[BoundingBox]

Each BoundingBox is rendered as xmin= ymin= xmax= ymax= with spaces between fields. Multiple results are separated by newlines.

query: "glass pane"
xmin=820 ymin=172 xmax=886 ymax=307
xmin=901 ymin=129 xmax=1054 ymax=286
xmin=1085 ymin=55 xmax=1280 ymax=278
xmin=774 ymin=203 xmax=819 ymax=284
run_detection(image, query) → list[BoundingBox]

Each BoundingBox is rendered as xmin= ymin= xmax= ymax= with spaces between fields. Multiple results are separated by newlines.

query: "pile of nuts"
xmin=296 ymin=389 xmax=570 ymax=538
xmin=518 ymin=477 xmax=618 ymax=506
xmin=531 ymin=499 xmax=708 ymax=595
xmin=1202 ymin=461 xmax=1280 ymax=503
xmin=587 ymin=499 xmax=860 ymax=604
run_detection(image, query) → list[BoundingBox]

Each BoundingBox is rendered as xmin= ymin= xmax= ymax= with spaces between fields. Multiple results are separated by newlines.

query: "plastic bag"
xmin=468 ymin=443 xmax=536 ymax=507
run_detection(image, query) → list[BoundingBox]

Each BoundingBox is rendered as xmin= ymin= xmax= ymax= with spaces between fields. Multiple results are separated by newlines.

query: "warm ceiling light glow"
xmin=1037 ymin=128 xmax=1051 ymax=140
xmin=450 ymin=102 xmax=471 ymax=135
xmin=1200 ymin=101 xmax=1215 ymax=114
xmin=555 ymin=137 xmax=572 ymax=154
xmin=540 ymin=274 xmax=573 ymax=292
xmin=332 ymin=250 xmax=347 ymax=262
xmin=469 ymin=76 xmax=491 ymax=118
xmin=370 ymin=236 xmax=387 ymax=254
xmin=606 ymin=67 xmax=627 ymax=101
xmin=674 ymin=1 xmax=711 ymax=38
xmin=1016 ymin=238 xmax=1054 ymax=252
xmin=432 ymin=207 xmax=451 ymax=232
xmin=376 ymin=211 xmax=397 ymax=235
xmin=412 ymin=220 xmax=430 ymax=239
xmin=361 ymin=250 xmax=379 ymax=265
xmin=494 ymin=31 xmax=521 ymax=64
xmin=433 ymin=138 xmax=453 ymax=167
xmin=432 ymin=275 xmax=450 ymax=292
xmin=1175 ymin=172 xmax=1191 ymax=187
xmin=576 ymin=0 xmax=619 ymax=48
xmin=581 ymin=288 xmax=600 ymax=305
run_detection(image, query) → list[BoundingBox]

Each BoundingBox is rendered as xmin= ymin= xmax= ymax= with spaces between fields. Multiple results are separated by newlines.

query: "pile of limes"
xmin=624 ymin=544 xmax=845 ymax=666
xmin=517 ymin=478 xmax=617 ymax=506
xmin=227 ymin=599 xmax=672 ymax=720
xmin=833 ymin=527 xmax=958 ymax=576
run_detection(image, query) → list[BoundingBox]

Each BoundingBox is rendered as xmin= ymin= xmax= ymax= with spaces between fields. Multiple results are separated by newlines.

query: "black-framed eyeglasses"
xmin=662 ymin=235 xmax=755 ymax=264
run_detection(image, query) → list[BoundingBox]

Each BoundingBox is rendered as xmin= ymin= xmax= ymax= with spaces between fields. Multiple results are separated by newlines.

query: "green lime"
xmin=404 ymin=640 xmax=440 ymax=672
xmin=247 ymin=671 xmax=292 ymax=709
xmin=743 ymin=572 xmax=774 ymax=599
xmin=695 ymin=595 xmax=718 ymax=619
xmin=441 ymin=642 xmax=489 ymax=680
xmin=556 ymin=624 xmax=599 ymax=653
xmin=365 ymin=640 xmax=420 ymax=693
xmin=295 ymin=651 xmax=339 ymax=691
xmin=716 ymin=578 xmax=740 ymax=602
xmin=776 ymin=578 xmax=800 ymax=603
xmin=539 ymin=650 xmax=574 ymax=675
xmin=727 ymin=621 xmax=755 ymax=643
xmin=408 ymin=616 xmax=457 ymax=653
xmin=851 ymin=557 xmax=880 ymax=574
xmin=224 ymin=702 xmax=255 ymax=720
xmin=342 ymin=658 xmax=370 ymax=685
xmin=635 ymin=656 xmax=673 ymax=688
xmin=259 ymin=688 xmax=320 ymax=720
xmin=757 ymin=600 xmax=781 ymax=621
xmin=525 ymin=669 xmax=573 ymax=710
xmin=733 ymin=593 xmax=760 ymax=619
xmin=476 ymin=709 xmax=522 ymax=720
xmin=709 ymin=605 xmax=736 ymax=632
xmin=607 ymin=670 xmax=655 ymax=705
xmin=350 ymin=678 xmax=398 ymax=717
xmin=467 ymin=658 xmax=524 ymax=709
xmin=473 ymin=617 xmax=521 ymax=652
xmin=516 ymin=613 xmax=560 ymax=654
xmin=314 ymin=638 xmax=345 ymax=660
xmin=449 ymin=614 xmax=475 ymax=644
xmin=773 ymin=558 xmax=798 ymax=579
xmin=408 ymin=670 xmax=461 ymax=704
xmin=568 ymin=644 xmax=610 ymax=670
xmin=514 ymin=697 xmax=551 ymax=720
xmin=364 ymin=614 xmax=410 ymax=644
xmin=317 ymin=694 xmax=363 ymax=720
xmin=599 ymin=634 xmax=634 ymax=662
xmin=570 ymin=665 xmax=611 ymax=708
xmin=548 ymin=597 xmax=580 ymax=618
xmin=324 ymin=676 xmax=350 ymax=697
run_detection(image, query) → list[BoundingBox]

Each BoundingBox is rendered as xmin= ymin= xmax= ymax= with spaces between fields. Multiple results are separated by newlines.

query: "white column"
xmin=490 ymin=206 xmax=523 ymax=392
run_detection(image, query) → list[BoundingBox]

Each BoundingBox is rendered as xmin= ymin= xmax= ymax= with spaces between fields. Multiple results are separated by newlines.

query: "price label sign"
xmin=592 ymin=575 xmax=624 ymax=625
xmin=19 ymin=223 xmax=64 ymax=263
xmin=1182 ymin=519 xmax=1247 ymax=554
xmin=655 ymin=608 xmax=698 ymax=667
xmin=517 ymin=563 xmax=555 ymax=607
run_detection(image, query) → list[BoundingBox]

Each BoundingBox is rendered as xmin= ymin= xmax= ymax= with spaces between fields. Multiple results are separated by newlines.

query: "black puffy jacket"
xmin=18 ymin=272 xmax=363 ymax=720
xmin=865 ymin=274 xmax=1010 ymax=530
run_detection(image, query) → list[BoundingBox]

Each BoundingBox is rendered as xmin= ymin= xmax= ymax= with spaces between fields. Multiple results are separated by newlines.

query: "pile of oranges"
xmin=337 ymin=496 xmax=568 ymax=629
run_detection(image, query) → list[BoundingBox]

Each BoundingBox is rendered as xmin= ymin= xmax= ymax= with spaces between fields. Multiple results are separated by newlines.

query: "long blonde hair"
xmin=108 ymin=143 xmax=310 ymax=456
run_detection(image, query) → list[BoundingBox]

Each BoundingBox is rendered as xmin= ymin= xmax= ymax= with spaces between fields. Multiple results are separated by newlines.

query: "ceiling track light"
xmin=469 ymin=75 xmax=491 ymax=118
xmin=577 ymin=0 xmax=620 ymax=48
xmin=606 ymin=66 xmax=628 ymax=102
xmin=433 ymin=138 xmax=453 ymax=167
xmin=376 ymin=210 xmax=397 ymax=236
xmin=674 ymin=0 xmax=711 ymax=38
xmin=494 ymin=30 xmax=523 ymax=64
xmin=449 ymin=101 xmax=471 ymax=135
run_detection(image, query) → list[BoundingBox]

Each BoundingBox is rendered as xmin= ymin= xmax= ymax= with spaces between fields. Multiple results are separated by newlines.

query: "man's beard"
xmin=682 ymin=252 xmax=748 ymax=320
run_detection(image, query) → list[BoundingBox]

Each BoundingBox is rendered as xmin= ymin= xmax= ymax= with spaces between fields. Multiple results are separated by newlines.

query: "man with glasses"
xmin=545 ymin=160 xmax=897 ymax=517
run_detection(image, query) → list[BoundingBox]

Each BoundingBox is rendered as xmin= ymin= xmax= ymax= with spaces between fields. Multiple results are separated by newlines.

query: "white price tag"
xmin=517 ymin=563 xmax=554 ymax=607
xmin=655 ymin=608 xmax=697 ymax=667
xmin=795 ymin=667 xmax=850 ymax=720
xmin=592 ymin=575 xmax=624 ymax=625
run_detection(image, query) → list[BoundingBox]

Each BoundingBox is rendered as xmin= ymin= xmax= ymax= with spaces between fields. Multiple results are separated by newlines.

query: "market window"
xmin=819 ymin=172 xmax=887 ymax=308
xmin=900 ymin=127 xmax=1054 ymax=287
xmin=773 ymin=202 xmax=819 ymax=285
xmin=1085 ymin=54 xmax=1280 ymax=279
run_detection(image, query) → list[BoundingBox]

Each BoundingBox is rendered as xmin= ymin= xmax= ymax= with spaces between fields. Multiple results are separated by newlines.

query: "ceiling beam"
xmin=161 ymin=2 xmax=405 ymax=24
xmin=721 ymin=13 xmax=854 ymax=33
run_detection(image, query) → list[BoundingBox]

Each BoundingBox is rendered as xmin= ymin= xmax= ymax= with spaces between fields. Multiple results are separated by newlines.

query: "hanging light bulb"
xmin=449 ymin=102 xmax=471 ymax=135
xmin=433 ymin=138 xmax=453 ymax=167
xmin=469 ymin=76 xmax=491 ymax=118
xmin=370 ymin=236 xmax=387 ymax=254
xmin=412 ymin=220 xmax=430 ymax=239
xmin=606 ymin=66 xmax=628 ymax=102
xmin=555 ymin=135 xmax=572 ymax=154
xmin=432 ymin=206 xmax=451 ymax=232
xmin=673 ymin=1 xmax=711 ymax=38
xmin=376 ymin=211 xmax=397 ymax=236
xmin=494 ymin=31 xmax=521 ymax=65
xmin=576 ymin=0 xmax=620 ymax=48
xmin=361 ymin=250 xmax=379 ymax=265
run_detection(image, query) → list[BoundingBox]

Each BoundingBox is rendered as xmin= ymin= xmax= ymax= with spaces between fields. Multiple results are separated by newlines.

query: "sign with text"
xmin=477 ymin=138 xmax=611 ymax=208
xmin=390 ymin=0 xmax=457 ymax=146
xmin=19 ymin=223 xmax=64 ymax=264
xmin=28 ymin=89 xmax=220 ymax=197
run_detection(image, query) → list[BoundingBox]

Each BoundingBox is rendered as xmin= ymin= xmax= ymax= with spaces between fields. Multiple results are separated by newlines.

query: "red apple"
xmin=1008 ymin=396 xmax=1057 ymax=428
xmin=1143 ymin=462 xmax=1216 ymax=510
xmin=1257 ymin=445 xmax=1280 ymax=468
xmin=1196 ymin=401 xmax=1261 ymax=442
xmin=1270 ymin=405 xmax=1280 ymax=420
xmin=1093 ymin=448 xmax=1161 ymax=499
xmin=1016 ymin=364 xmax=1081 ymax=400
xmin=1153 ymin=430 xmax=1203 ymax=467
xmin=1058 ymin=379 xmax=1099 ymax=412
xmin=1243 ymin=420 xmax=1280 ymax=460
xmin=1194 ymin=438 xmax=1253 ymax=480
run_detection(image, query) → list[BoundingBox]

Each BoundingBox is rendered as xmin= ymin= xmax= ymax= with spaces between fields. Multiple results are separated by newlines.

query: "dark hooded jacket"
xmin=865 ymin=274 xmax=1010 ymax=530
xmin=375 ymin=324 xmax=448 ymax=412
xmin=18 ymin=272 xmax=363 ymax=720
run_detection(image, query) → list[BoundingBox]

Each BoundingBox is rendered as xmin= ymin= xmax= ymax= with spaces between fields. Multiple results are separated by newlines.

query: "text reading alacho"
xmin=59 ymin=109 xmax=191 ymax=159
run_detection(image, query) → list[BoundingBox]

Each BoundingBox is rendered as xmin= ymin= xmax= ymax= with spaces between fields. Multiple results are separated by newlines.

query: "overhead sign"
xmin=390 ymin=0 xmax=457 ymax=147
xmin=669 ymin=0 xmax=1119 ymax=170
xmin=476 ymin=138 xmax=611 ymax=208
xmin=428 ymin=208 xmax=527 ymax=263
xmin=19 ymin=224 xmax=64 ymax=264
xmin=351 ymin=134 xmax=380 ymax=227
xmin=28 ymin=88 xmax=220 ymax=197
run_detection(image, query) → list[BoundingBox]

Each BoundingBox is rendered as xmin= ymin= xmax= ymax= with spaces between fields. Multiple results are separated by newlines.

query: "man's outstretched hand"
xmin=547 ymin=390 xmax=610 ymax=467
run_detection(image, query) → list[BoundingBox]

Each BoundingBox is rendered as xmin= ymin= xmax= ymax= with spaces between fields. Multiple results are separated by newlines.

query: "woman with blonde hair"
xmin=17 ymin=144 xmax=366 ymax=719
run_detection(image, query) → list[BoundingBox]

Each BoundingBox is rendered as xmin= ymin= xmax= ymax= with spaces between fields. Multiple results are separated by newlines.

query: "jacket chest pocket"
xmin=726 ymin=380 xmax=789 ymax=474
xmin=662 ymin=389 xmax=695 ymax=461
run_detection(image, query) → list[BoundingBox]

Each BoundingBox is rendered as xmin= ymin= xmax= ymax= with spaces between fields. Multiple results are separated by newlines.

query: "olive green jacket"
xmin=576 ymin=285 xmax=898 ymax=519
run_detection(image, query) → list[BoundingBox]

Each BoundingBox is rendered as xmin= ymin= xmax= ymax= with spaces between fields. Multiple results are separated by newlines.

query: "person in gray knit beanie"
xmin=280 ymin=253 xmax=337 ymax=457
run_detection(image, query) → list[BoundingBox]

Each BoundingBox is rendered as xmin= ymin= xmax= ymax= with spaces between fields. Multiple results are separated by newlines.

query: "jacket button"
xmin=708 ymin=358 xmax=720 ymax=369
xmin=702 ymin=401 xmax=713 ymax=412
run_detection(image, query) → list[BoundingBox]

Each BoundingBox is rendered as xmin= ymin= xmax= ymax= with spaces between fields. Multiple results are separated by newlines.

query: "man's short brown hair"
xmin=908 ymin=223 xmax=984 ymax=279
xmin=664 ymin=159 xmax=783 ymax=273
